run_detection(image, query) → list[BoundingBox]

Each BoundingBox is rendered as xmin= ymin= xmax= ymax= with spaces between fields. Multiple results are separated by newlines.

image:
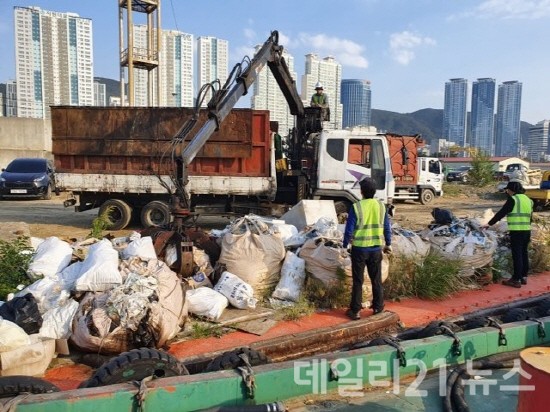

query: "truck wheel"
xmin=99 ymin=199 xmax=132 ymax=230
xmin=420 ymin=189 xmax=434 ymax=205
xmin=141 ymin=201 xmax=172 ymax=227
xmin=79 ymin=348 xmax=188 ymax=388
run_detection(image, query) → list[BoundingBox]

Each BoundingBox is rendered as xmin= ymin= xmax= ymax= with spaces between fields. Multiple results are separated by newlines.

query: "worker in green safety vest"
xmin=483 ymin=181 xmax=533 ymax=288
xmin=343 ymin=177 xmax=392 ymax=320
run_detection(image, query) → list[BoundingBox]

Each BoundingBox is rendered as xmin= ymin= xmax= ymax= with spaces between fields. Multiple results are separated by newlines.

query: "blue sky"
xmin=0 ymin=0 xmax=548 ymax=124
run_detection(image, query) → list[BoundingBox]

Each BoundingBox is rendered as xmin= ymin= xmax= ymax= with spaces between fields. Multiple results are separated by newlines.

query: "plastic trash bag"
xmin=0 ymin=293 xmax=43 ymax=334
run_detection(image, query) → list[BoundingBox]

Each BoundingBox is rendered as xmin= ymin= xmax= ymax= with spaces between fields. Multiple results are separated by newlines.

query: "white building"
xmin=196 ymin=36 xmax=228 ymax=107
xmin=301 ymin=54 xmax=343 ymax=129
xmin=251 ymin=46 xmax=297 ymax=136
xmin=527 ymin=120 xmax=550 ymax=162
xmin=14 ymin=6 xmax=93 ymax=118
xmin=94 ymin=81 xmax=106 ymax=106
xmin=133 ymin=26 xmax=194 ymax=107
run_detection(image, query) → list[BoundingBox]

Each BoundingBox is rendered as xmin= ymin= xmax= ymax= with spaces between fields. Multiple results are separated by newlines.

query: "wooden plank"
xmin=213 ymin=307 xmax=275 ymax=326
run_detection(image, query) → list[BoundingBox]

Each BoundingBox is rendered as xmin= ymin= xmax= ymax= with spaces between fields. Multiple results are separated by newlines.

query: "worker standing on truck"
xmin=483 ymin=181 xmax=533 ymax=288
xmin=343 ymin=178 xmax=392 ymax=320
xmin=310 ymin=82 xmax=330 ymax=121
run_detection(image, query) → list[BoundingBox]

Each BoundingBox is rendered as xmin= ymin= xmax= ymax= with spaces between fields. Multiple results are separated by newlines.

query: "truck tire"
xmin=98 ymin=199 xmax=133 ymax=230
xmin=141 ymin=201 xmax=172 ymax=227
xmin=204 ymin=348 xmax=270 ymax=373
xmin=420 ymin=189 xmax=434 ymax=205
xmin=0 ymin=376 xmax=60 ymax=398
xmin=79 ymin=348 xmax=188 ymax=388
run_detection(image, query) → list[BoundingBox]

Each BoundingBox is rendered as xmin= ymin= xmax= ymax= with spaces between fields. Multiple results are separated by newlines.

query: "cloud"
xmin=451 ymin=0 xmax=550 ymax=20
xmin=243 ymin=28 xmax=256 ymax=40
xmin=389 ymin=31 xmax=436 ymax=66
xmin=296 ymin=33 xmax=369 ymax=68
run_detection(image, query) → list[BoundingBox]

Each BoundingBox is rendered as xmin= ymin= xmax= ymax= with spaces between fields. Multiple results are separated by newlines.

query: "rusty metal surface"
xmin=180 ymin=311 xmax=399 ymax=374
xmin=51 ymin=107 xmax=271 ymax=177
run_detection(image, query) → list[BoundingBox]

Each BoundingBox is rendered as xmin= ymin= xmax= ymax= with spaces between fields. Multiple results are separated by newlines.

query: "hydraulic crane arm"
xmin=180 ymin=30 xmax=305 ymax=169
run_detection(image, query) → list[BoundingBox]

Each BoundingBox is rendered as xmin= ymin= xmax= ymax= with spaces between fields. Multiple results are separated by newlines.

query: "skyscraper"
xmin=14 ymin=6 xmax=93 ymax=118
xmin=470 ymin=78 xmax=496 ymax=155
xmin=341 ymin=79 xmax=372 ymax=128
xmin=196 ymin=36 xmax=228 ymax=106
xmin=133 ymin=26 xmax=194 ymax=107
xmin=527 ymin=120 xmax=550 ymax=162
xmin=93 ymin=81 xmax=106 ymax=106
xmin=251 ymin=47 xmax=297 ymax=135
xmin=301 ymin=54 xmax=343 ymax=129
xmin=443 ymin=78 xmax=468 ymax=147
xmin=495 ymin=81 xmax=522 ymax=157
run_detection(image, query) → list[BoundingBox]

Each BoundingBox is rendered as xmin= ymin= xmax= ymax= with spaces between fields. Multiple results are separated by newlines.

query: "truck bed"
xmin=525 ymin=188 xmax=550 ymax=201
xmin=51 ymin=107 xmax=272 ymax=178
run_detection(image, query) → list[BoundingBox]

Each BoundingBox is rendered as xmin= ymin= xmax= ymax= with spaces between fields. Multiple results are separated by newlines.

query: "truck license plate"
xmin=10 ymin=189 xmax=27 ymax=194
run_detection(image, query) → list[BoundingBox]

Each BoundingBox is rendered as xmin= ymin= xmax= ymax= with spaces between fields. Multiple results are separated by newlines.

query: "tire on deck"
xmin=140 ymin=200 xmax=172 ymax=228
xmin=204 ymin=347 xmax=270 ymax=373
xmin=98 ymin=199 xmax=133 ymax=230
xmin=79 ymin=348 xmax=188 ymax=388
xmin=0 ymin=376 xmax=60 ymax=398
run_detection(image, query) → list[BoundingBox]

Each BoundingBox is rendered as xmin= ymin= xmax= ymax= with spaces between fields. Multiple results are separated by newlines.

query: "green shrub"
xmin=0 ymin=237 xmax=34 ymax=300
xmin=468 ymin=151 xmax=495 ymax=187
xmin=88 ymin=206 xmax=114 ymax=239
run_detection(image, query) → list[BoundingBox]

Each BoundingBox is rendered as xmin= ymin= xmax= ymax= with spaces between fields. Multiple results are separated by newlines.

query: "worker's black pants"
xmin=350 ymin=248 xmax=383 ymax=313
xmin=509 ymin=231 xmax=531 ymax=281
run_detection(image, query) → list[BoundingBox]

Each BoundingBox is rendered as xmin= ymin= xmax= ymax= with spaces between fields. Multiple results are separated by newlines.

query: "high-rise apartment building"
xmin=301 ymin=54 xmax=343 ymax=129
xmin=133 ymin=25 xmax=194 ymax=107
xmin=341 ymin=79 xmax=372 ymax=128
xmin=5 ymin=81 xmax=17 ymax=117
xmin=14 ymin=6 xmax=93 ymax=118
xmin=251 ymin=47 xmax=297 ymax=135
xmin=93 ymin=81 xmax=106 ymax=106
xmin=443 ymin=78 xmax=468 ymax=148
xmin=527 ymin=120 xmax=550 ymax=162
xmin=196 ymin=36 xmax=228 ymax=107
xmin=495 ymin=81 xmax=522 ymax=157
xmin=470 ymin=78 xmax=496 ymax=155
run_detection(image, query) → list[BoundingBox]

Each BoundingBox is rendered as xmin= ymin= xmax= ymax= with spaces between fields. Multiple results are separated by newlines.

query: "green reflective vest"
xmin=311 ymin=93 xmax=326 ymax=105
xmin=507 ymin=194 xmax=533 ymax=231
xmin=352 ymin=199 xmax=385 ymax=247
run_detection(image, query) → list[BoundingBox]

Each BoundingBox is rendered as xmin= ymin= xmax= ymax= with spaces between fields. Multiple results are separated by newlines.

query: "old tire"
xmin=420 ymin=189 xmax=434 ymax=205
xmin=98 ymin=199 xmax=132 ymax=230
xmin=205 ymin=348 xmax=270 ymax=373
xmin=141 ymin=201 xmax=172 ymax=227
xmin=0 ymin=376 xmax=60 ymax=398
xmin=500 ymin=308 xmax=529 ymax=323
xmin=79 ymin=348 xmax=188 ymax=388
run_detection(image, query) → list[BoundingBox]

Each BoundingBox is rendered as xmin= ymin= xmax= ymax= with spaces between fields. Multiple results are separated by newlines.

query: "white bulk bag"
xmin=74 ymin=239 xmax=122 ymax=292
xmin=186 ymin=287 xmax=228 ymax=321
xmin=0 ymin=319 xmax=30 ymax=352
xmin=214 ymin=271 xmax=257 ymax=310
xmin=38 ymin=299 xmax=79 ymax=339
xmin=121 ymin=236 xmax=157 ymax=260
xmin=27 ymin=237 xmax=73 ymax=280
xmin=272 ymin=251 xmax=306 ymax=302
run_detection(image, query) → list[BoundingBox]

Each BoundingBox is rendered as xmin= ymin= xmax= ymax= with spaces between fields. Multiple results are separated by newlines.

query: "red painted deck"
xmin=44 ymin=272 xmax=550 ymax=390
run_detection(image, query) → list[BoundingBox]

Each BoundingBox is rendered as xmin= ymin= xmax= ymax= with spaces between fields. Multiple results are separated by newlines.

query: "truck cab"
xmin=312 ymin=127 xmax=395 ymax=206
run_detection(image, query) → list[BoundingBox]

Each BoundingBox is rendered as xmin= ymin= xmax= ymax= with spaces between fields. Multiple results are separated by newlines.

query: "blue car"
xmin=0 ymin=158 xmax=56 ymax=199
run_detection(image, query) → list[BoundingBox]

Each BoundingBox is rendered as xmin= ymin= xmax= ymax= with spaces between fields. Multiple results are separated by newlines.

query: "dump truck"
xmin=52 ymin=31 xmax=428 ymax=229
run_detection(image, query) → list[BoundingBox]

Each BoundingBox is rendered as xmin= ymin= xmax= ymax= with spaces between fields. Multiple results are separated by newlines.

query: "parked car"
xmin=446 ymin=166 xmax=472 ymax=183
xmin=0 ymin=158 xmax=56 ymax=199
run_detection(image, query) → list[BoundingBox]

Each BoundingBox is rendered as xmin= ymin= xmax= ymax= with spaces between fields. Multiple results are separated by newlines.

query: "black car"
xmin=446 ymin=166 xmax=472 ymax=182
xmin=0 ymin=158 xmax=56 ymax=199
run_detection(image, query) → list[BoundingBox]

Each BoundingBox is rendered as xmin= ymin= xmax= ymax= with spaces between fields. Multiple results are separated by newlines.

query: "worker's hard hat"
xmin=315 ymin=82 xmax=324 ymax=90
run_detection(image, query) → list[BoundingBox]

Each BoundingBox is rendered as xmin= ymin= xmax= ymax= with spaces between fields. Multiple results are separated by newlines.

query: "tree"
xmin=468 ymin=150 xmax=494 ymax=187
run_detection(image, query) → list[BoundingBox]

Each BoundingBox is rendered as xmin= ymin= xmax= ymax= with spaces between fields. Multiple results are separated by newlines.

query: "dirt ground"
xmin=0 ymin=184 xmax=547 ymax=240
